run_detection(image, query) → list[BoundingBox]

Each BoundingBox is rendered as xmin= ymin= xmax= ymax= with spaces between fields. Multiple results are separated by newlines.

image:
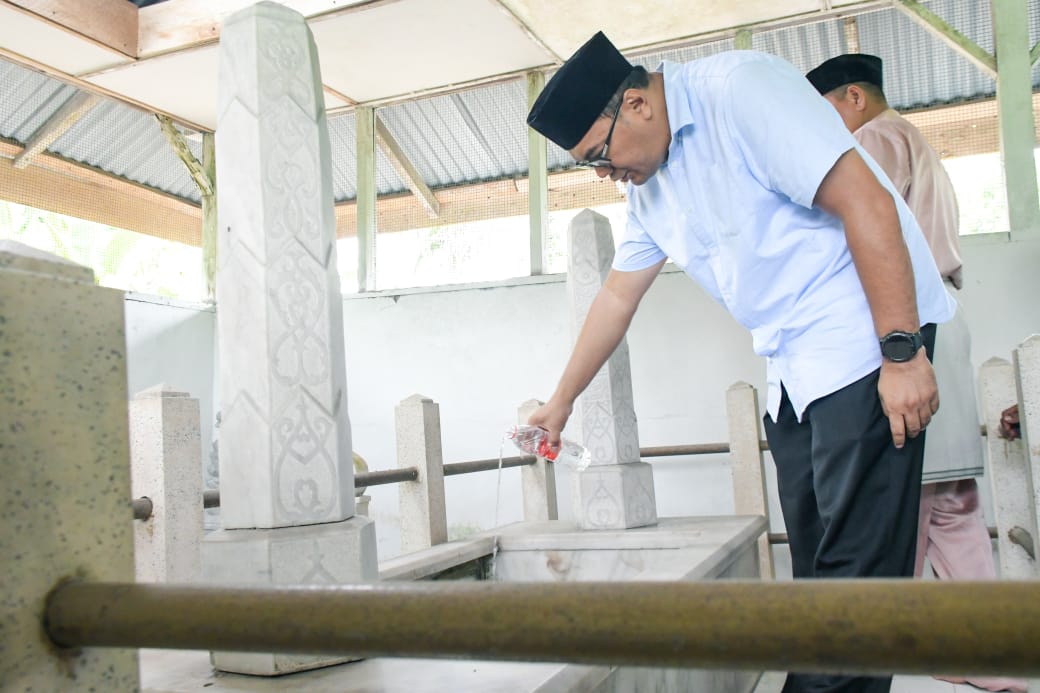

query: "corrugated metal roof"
xmin=53 ymin=97 xmax=203 ymax=200
xmin=1 ymin=0 xmax=1037 ymax=208
xmin=0 ymin=59 xmax=203 ymax=203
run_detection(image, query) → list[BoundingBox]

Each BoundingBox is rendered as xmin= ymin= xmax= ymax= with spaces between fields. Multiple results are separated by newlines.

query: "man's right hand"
xmin=877 ymin=347 xmax=939 ymax=449
xmin=526 ymin=398 xmax=574 ymax=452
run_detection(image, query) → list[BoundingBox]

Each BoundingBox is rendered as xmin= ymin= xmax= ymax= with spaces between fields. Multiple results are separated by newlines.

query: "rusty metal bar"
xmin=203 ymin=489 xmax=219 ymax=509
xmin=768 ymin=527 xmax=1000 ymax=545
xmin=45 ymin=580 xmax=1040 ymax=676
xmin=357 ymin=468 xmax=419 ymax=486
xmin=131 ymin=497 xmax=153 ymax=521
xmin=182 ymin=468 xmax=421 ymax=519
xmin=642 ymin=442 xmax=729 ymax=456
xmin=640 ymin=441 xmax=770 ymax=456
xmin=443 ymin=455 xmax=535 ymax=476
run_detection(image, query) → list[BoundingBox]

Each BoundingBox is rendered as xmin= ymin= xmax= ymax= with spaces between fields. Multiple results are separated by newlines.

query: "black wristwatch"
xmin=879 ymin=330 xmax=923 ymax=362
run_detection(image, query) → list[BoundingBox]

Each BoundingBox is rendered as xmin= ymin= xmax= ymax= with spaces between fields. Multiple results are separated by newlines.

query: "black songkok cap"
xmin=526 ymin=31 xmax=633 ymax=151
xmin=806 ymin=54 xmax=883 ymax=95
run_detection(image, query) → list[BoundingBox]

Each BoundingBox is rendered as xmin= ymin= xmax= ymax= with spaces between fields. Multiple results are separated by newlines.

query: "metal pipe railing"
xmin=443 ymin=455 xmax=534 ymax=476
xmin=357 ymin=468 xmax=420 ymax=486
xmin=141 ymin=442 xmax=748 ymax=520
xmin=768 ymin=527 xmax=1003 ymax=546
xmin=44 ymin=579 xmax=1040 ymax=676
xmin=131 ymin=497 xmax=152 ymax=521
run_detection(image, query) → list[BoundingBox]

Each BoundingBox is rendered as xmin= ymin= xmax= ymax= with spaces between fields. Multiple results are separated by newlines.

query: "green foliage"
xmin=0 ymin=201 xmax=205 ymax=300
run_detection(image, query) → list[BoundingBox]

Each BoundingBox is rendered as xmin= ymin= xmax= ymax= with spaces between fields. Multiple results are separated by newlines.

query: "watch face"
xmin=881 ymin=333 xmax=917 ymax=362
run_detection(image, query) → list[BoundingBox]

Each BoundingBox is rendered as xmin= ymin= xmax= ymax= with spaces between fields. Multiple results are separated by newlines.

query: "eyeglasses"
xmin=575 ymin=98 xmax=623 ymax=169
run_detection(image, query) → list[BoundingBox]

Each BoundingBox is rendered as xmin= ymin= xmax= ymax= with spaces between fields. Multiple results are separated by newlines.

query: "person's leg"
xmin=774 ymin=370 xmax=925 ymax=693
xmin=808 ymin=368 xmax=926 ymax=580
xmin=777 ymin=327 xmax=934 ymax=693
xmin=764 ymin=386 xmax=819 ymax=579
xmin=924 ymin=480 xmax=1025 ymax=692
xmin=916 ymin=483 xmax=938 ymax=577
xmin=768 ymin=389 xmax=867 ymax=693
xmin=925 ymin=479 xmax=996 ymax=580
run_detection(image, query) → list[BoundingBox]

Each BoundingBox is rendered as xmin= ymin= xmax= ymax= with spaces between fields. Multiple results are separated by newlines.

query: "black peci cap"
xmin=526 ymin=31 xmax=633 ymax=151
xmin=806 ymin=53 xmax=883 ymax=95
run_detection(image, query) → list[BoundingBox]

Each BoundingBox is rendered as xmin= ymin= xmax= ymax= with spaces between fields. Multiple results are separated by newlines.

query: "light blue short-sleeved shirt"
xmin=613 ymin=52 xmax=954 ymax=421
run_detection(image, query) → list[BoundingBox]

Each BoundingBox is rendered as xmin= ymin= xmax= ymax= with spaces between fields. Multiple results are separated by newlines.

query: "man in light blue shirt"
xmin=526 ymin=32 xmax=954 ymax=693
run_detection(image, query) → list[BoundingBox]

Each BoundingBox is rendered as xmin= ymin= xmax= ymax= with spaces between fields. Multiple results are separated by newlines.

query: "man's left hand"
xmin=878 ymin=348 xmax=939 ymax=449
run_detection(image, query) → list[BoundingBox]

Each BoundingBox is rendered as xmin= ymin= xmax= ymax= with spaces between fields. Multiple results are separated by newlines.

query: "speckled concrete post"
xmin=396 ymin=394 xmax=448 ymax=553
xmin=726 ymin=381 xmax=772 ymax=578
xmin=979 ymin=357 xmax=1037 ymax=578
xmin=129 ymin=384 xmax=203 ymax=583
xmin=518 ymin=399 xmax=558 ymax=521
xmin=1013 ymin=335 xmax=1040 ymax=549
xmin=567 ymin=209 xmax=657 ymax=530
xmin=204 ymin=3 xmax=377 ymax=675
xmin=1020 ymin=341 xmax=1040 ymax=693
xmin=0 ymin=242 xmax=138 ymax=690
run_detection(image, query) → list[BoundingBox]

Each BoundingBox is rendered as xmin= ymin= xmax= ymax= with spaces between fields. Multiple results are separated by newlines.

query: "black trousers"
xmin=763 ymin=325 xmax=936 ymax=693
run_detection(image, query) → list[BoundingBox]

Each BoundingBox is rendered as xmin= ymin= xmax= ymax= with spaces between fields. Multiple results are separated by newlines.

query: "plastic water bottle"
xmin=507 ymin=425 xmax=592 ymax=472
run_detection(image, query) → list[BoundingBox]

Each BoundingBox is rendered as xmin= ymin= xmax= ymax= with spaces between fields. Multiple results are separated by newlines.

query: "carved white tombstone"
xmin=129 ymin=384 xmax=203 ymax=583
xmin=518 ymin=398 xmax=558 ymax=521
xmin=396 ymin=394 xmax=448 ymax=553
xmin=0 ymin=242 xmax=138 ymax=690
xmin=567 ymin=209 xmax=657 ymax=529
xmin=202 ymin=2 xmax=376 ymax=676
xmin=979 ymin=357 xmax=1037 ymax=578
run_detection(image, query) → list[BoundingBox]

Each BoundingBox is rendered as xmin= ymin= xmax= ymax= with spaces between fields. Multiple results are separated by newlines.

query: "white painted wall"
xmin=342 ymin=270 xmax=768 ymax=561
xmin=120 ymin=234 xmax=1040 ymax=571
xmin=123 ymin=293 xmax=216 ymax=504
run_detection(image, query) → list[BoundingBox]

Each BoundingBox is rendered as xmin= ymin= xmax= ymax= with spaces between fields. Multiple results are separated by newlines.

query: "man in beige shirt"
xmin=808 ymin=53 xmax=1025 ymax=693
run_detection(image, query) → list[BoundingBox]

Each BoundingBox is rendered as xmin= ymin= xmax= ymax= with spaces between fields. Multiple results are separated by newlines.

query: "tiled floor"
xmin=754 ymin=671 xmax=1029 ymax=692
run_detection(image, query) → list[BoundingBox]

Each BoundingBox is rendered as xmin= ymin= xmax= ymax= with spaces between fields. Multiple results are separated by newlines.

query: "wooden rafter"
xmin=0 ymin=139 xmax=201 ymax=246
xmin=14 ymin=91 xmax=100 ymax=169
xmin=374 ymin=117 xmax=440 ymax=218
xmin=136 ymin=0 xmax=397 ymax=57
xmin=491 ymin=0 xmax=563 ymax=64
xmin=526 ymin=70 xmax=547 ymax=276
xmin=155 ymin=115 xmax=213 ymax=197
xmin=1 ymin=0 xmax=137 ymax=57
xmin=893 ymin=0 xmax=997 ymax=79
xmin=1 ymin=93 xmax=1032 ymax=249
xmin=0 ymin=46 xmax=210 ymax=134
xmin=843 ymin=17 xmax=860 ymax=54
xmin=333 ymin=168 xmax=625 ymax=238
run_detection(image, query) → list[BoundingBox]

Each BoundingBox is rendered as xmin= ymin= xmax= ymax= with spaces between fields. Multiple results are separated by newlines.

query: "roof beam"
xmin=0 ymin=46 xmax=210 ymax=133
xmin=0 ymin=87 xmax=1020 ymax=252
xmin=492 ymin=1 xmax=563 ymax=64
xmin=893 ymin=0 xmax=997 ymax=79
xmin=374 ymin=117 xmax=440 ymax=218
xmin=992 ymin=0 xmax=1040 ymax=234
xmin=333 ymin=167 xmax=625 ymax=238
xmin=155 ymin=114 xmax=213 ymax=196
xmin=1 ymin=0 xmax=137 ymax=57
xmin=13 ymin=91 xmax=100 ymax=169
xmin=527 ymin=71 xmax=547 ymax=276
xmin=136 ymin=0 xmax=396 ymax=57
xmin=0 ymin=139 xmax=201 ymax=246
xmin=356 ymin=106 xmax=378 ymax=292
xmin=843 ymin=17 xmax=860 ymax=53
